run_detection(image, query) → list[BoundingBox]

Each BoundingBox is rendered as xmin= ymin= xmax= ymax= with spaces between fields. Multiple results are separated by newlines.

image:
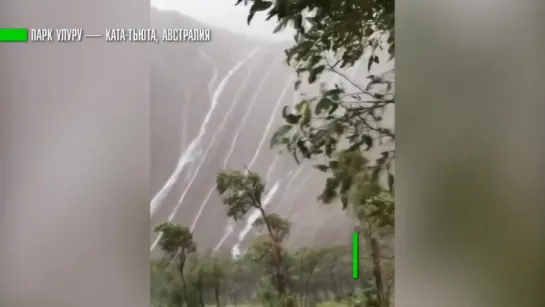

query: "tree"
xmin=151 ymin=259 xmax=183 ymax=307
xmin=153 ymin=222 xmax=197 ymax=306
xmin=216 ymin=169 xmax=295 ymax=305
xmin=237 ymin=0 xmax=395 ymax=198
xmin=150 ymin=242 xmax=383 ymax=307
xmin=236 ymin=1 xmax=396 ymax=306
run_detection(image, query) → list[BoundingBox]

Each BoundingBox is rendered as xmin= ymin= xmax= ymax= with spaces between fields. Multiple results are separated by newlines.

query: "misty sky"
xmin=151 ymin=0 xmax=292 ymax=40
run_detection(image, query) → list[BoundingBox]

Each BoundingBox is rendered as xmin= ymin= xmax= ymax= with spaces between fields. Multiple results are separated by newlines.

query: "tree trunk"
xmin=329 ymin=269 xmax=340 ymax=300
xmin=369 ymin=235 xmax=388 ymax=307
xmin=257 ymin=206 xmax=288 ymax=296
xmin=178 ymin=251 xmax=187 ymax=307
xmin=214 ymin=282 xmax=221 ymax=307
xmin=197 ymin=279 xmax=205 ymax=307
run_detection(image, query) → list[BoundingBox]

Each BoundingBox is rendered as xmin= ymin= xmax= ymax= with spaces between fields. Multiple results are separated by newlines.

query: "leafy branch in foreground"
xmin=239 ymin=0 xmax=395 ymax=205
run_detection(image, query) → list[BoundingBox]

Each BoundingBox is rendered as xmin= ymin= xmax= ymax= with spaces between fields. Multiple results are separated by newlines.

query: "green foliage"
xmin=217 ymin=170 xmax=294 ymax=301
xmin=151 ymin=260 xmax=181 ymax=306
xmin=154 ymin=222 xmax=196 ymax=258
xmin=353 ymin=190 xmax=394 ymax=228
xmin=216 ymin=169 xmax=266 ymax=220
xmin=237 ymin=0 xmax=396 ymax=216
xmin=254 ymin=213 xmax=293 ymax=241
xmin=238 ymin=0 xmax=394 ymax=66
xmin=151 ymin=242 xmax=393 ymax=307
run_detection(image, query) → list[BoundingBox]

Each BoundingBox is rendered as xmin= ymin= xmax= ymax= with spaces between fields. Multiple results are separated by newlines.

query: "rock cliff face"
xmin=150 ymin=8 xmax=393 ymax=256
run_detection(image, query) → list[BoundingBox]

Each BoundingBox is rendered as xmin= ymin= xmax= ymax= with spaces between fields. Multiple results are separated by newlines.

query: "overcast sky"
xmin=151 ymin=0 xmax=292 ymax=40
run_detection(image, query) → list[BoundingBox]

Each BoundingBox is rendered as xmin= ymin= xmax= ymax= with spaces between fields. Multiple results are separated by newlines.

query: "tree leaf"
xmin=273 ymin=20 xmax=285 ymax=33
xmin=314 ymin=164 xmax=329 ymax=172
xmin=363 ymin=134 xmax=373 ymax=150
xmin=251 ymin=0 xmax=273 ymax=12
xmin=294 ymin=80 xmax=301 ymax=90
xmin=341 ymin=195 xmax=348 ymax=209
xmin=325 ymin=88 xmax=343 ymax=97
xmin=270 ymin=124 xmax=292 ymax=148
xmin=367 ymin=55 xmax=374 ymax=71
xmin=314 ymin=97 xmax=332 ymax=115
xmin=247 ymin=1 xmax=273 ymax=24
xmin=308 ymin=65 xmax=325 ymax=83
xmin=247 ymin=11 xmax=255 ymax=25
xmin=286 ymin=114 xmax=301 ymax=124
xmin=328 ymin=103 xmax=339 ymax=115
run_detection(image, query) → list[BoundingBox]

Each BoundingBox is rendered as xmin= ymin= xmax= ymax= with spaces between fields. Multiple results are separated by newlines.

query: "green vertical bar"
xmin=352 ymin=232 xmax=359 ymax=279
xmin=0 ymin=28 xmax=29 ymax=42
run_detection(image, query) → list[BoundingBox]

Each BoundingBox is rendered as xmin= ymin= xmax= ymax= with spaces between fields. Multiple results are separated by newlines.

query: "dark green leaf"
xmin=308 ymin=65 xmax=325 ymax=83
xmin=328 ymin=103 xmax=339 ymax=115
xmin=281 ymin=105 xmax=289 ymax=118
xmin=282 ymin=106 xmax=301 ymax=124
xmin=294 ymin=14 xmax=303 ymax=30
xmin=247 ymin=1 xmax=273 ymax=24
xmin=312 ymin=148 xmax=324 ymax=154
xmin=363 ymin=134 xmax=373 ymax=150
xmin=314 ymin=97 xmax=332 ymax=115
xmin=325 ymin=138 xmax=335 ymax=157
xmin=270 ymin=124 xmax=293 ymax=148
xmin=276 ymin=124 xmax=292 ymax=135
xmin=251 ymin=1 xmax=273 ymax=12
xmin=247 ymin=12 xmax=255 ymax=25
xmin=286 ymin=114 xmax=301 ymax=124
xmin=294 ymin=80 xmax=301 ymax=90
xmin=314 ymin=164 xmax=328 ymax=172
xmin=388 ymin=44 xmax=395 ymax=59
xmin=325 ymin=88 xmax=343 ymax=96
xmin=296 ymin=140 xmax=310 ymax=158
xmin=341 ymin=195 xmax=348 ymax=209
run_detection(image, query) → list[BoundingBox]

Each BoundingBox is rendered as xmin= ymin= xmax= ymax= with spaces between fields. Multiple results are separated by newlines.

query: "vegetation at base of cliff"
xmin=152 ymin=171 xmax=393 ymax=307
xmin=152 ymin=0 xmax=396 ymax=306
xmin=151 ymin=241 xmax=393 ymax=307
